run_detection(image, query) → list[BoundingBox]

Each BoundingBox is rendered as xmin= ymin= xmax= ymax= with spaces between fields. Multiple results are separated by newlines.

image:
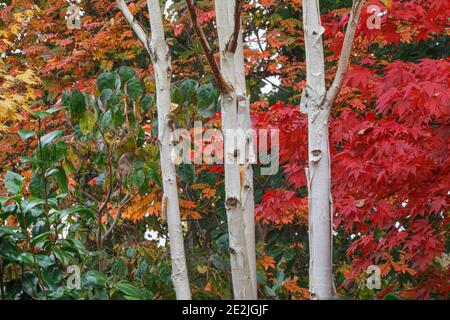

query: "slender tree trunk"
xmin=233 ymin=20 xmax=257 ymax=299
xmin=302 ymin=0 xmax=334 ymax=300
xmin=301 ymin=0 xmax=365 ymax=300
xmin=214 ymin=0 xmax=255 ymax=300
xmin=146 ymin=0 xmax=191 ymax=300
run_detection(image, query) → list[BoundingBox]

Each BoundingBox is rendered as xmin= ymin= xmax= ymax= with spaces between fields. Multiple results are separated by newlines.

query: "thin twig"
xmin=325 ymin=0 xmax=365 ymax=108
xmin=225 ymin=0 xmax=244 ymax=53
xmin=100 ymin=192 xmax=135 ymax=243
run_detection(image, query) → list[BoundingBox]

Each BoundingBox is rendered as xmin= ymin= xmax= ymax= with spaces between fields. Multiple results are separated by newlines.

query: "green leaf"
xmin=211 ymin=253 xmax=226 ymax=271
xmin=80 ymin=111 xmax=97 ymax=135
xmin=117 ymin=66 xmax=137 ymax=84
xmin=29 ymin=171 xmax=45 ymax=198
xmin=97 ymin=72 xmax=116 ymax=91
xmin=137 ymin=128 xmax=145 ymax=147
xmin=35 ymin=254 xmax=53 ymax=268
xmin=141 ymin=94 xmax=154 ymax=113
xmin=30 ymin=231 xmax=55 ymax=248
xmin=31 ymin=110 xmax=51 ymax=120
xmin=32 ymin=106 xmax=67 ymax=120
xmin=18 ymin=252 xmax=35 ymax=265
xmin=111 ymin=259 xmax=129 ymax=278
xmin=0 ymin=196 xmax=9 ymax=204
xmin=5 ymin=171 xmax=23 ymax=195
xmin=180 ymin=79 xmax=198 ymax=99
xmin=147 ymin=163 xmax=162 ymax=187
xmin=54 ymin=167 xmax=68 ymax=193
xmin=100 ymin=109 xmax=113 ymax=129
xmin=50 ymin=141 xmax=68 ymax=162
xmin=125 ymin=77 xmax=144 ymax=102
xmin=85 ymin=270 xmax=108 ymax=287
xmin=22 ymin=198 xmax=46 ymax=213
xmin=197 ymin=83 xmax=218 ymax=108
xmin=46 ymin=105 xmax=68 ymax=114
xmin=107 ymin=92 xmax=121 ymax=109
xmin=21 ymin=272 xmax=40 ymax=297
xmin=70 ymin=89 xmax=86 ymax=121
xmin=179 ymin=164 xmax=194 ymax=184
xmin=172 ymin=79 xmax=198 ymax=105
xmin=19 ymin=156 xmax=45 ymax=165
xmin=112 ymin=106 xmax=125 ymax=127
xmin=18 ymin=130 xmax=42 ymax=141
xmin=114 ymin=282 xmax=143 ymax=300
xmin=52 ymin=248 xmax=71 ymax=266
xmin=99 ymin=88 xmax=113 ymax=106
xmin=130 ymin=170 xmax=145 ymax=189
xmin=274 ymin=270 xmax=285 ymax=290
xmin=60 ymin=239 xmax=89 ymax=258
xmin=0 ymin=238 xmax=20 ymax=261
xmin=257 ymin=270 xmax=268 ymax=285
xmin=0 ymin=226 xmax=26 ymax=240
xmin=61 ymin=90 xmax=72 ymax=106
xmin=197 ymin=83 xmax=219 ymax=118
xmin=39 ymin=130 xmax=62 ymax=146
xmin=172 ymin=86 xmax=183 ymax=105
xmin=264 ymin=285 xmax=277 ymax=298
xmin=58 ymin=207 xmax=96 ymax=219
xmin=42 ymin=265 xmax=63 ymax=287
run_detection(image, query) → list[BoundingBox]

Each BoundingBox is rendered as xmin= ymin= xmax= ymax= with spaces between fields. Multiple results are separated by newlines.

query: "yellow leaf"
xmin=197 ymin=265 xmax=208 ymax=274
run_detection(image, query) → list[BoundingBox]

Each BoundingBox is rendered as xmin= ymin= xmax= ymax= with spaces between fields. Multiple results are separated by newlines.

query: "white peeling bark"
xmin=233 ymin=23 xmax=257 ymax=299
xmin=301 ymin=0 xmax=365 ymax=300
xmin=301 ymin=0 xmax=334 ymax=300
xmin=214 ymin=0 xmax=255 ymax=300
xmin=146 ymin=0 xmax=191 ymax=300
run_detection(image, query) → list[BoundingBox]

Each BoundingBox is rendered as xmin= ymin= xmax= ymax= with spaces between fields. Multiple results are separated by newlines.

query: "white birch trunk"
xmin=146 ymin=0 xmax=191 ymax=300
xmin=233 ymin=24 xmax=257 ymax=299
xmin=214 ymin=0 xmax=255 ymax=300
xmin=301 ymin=0 xmax=334 ymax=300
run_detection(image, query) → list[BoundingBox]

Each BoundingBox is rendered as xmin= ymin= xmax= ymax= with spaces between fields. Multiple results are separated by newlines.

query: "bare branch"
xmin=185 ymin=0 xmax=232 ymax=93
xmin=100 ymin=192 xmax=134 ymax=243
xmin=325 ymin=0 xmax=366 ymax=108
xmin=116 ymin=0 xmax=150 ymax=53
xmin=97 ymin=137 xmax=114 ymax=217
xmin=225 ymin=0 xmax=244 ymax=53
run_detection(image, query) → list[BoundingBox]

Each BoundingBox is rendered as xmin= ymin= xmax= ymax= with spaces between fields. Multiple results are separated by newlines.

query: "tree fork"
xmin=301 ymin=0 xmax=365 ymax=300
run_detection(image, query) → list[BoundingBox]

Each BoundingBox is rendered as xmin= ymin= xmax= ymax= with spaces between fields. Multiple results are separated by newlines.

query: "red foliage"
xmin=253 ymin=58 xmax=449 ymax=298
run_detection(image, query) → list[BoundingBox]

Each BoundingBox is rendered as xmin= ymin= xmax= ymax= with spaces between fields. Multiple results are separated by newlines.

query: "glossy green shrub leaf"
xmin=117 ymin=66 xmax=137 ymax=84
xmin=80 ymin=111 xmax=97 ymax=135
xmin=18 ymin=130 xmax=42 ymax=141
xmin=141 ymin=94 xmax=154 ymax=112
xmin=5 ymin=171 xmax=23 ymax=195
xmin=29 ymin=170 xmax=45 ymax=198
xmin=125 ymin=77 xmax=144 ymax=102
xmin=97 ymin=72 xmax=116 ymax=91
xmin=85 ymin=270 xmax=108 ymax=287
xmin=197 ymin=83 xmax=219 ymax=118
xmin=114 ymin=281 xmax=143 ymax=300
xmin=40 ymin=130 xmax=62 ymax=146
xmin=70 ymin=89 xmax=86 ymax=121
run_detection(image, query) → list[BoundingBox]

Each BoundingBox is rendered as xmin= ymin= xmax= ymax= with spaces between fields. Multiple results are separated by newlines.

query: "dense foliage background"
xmin=0 ymin=0 xmax=448 ymax=300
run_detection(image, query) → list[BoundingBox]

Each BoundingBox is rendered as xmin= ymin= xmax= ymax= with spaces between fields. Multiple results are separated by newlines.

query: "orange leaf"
xmin=259 ymin=254 xmax=276 ymax=271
